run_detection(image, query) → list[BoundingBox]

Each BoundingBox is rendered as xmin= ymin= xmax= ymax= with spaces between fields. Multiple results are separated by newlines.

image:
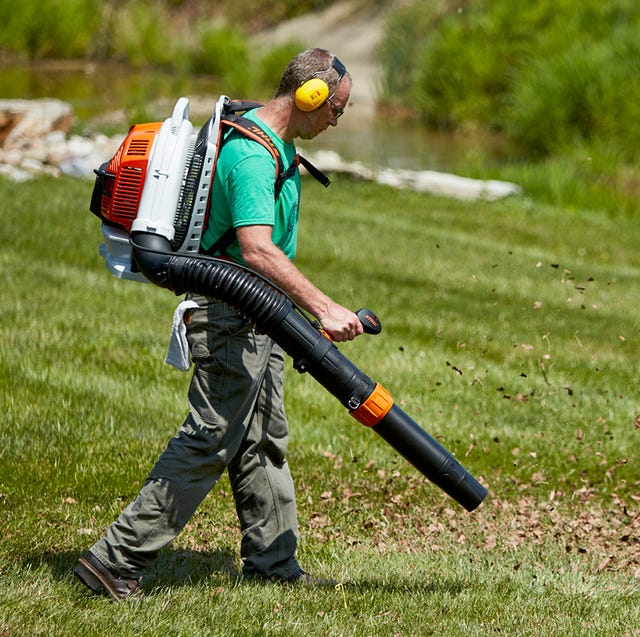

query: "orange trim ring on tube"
xmin=350 ymin=383 xmax=394 ymax=427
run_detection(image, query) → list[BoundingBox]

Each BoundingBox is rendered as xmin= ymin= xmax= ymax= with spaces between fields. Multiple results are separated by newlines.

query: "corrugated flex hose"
xmin=131 ymin=232 xmax=488 ymax=511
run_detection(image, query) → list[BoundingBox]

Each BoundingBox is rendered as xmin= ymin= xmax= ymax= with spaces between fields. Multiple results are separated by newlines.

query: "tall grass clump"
xmin=189 ymin=25 xmax=252 ymax=96
xmin=0 ymin=0 xmax=312 ymax=102
xmin=376 ymin=0 xmax=436 ymax=105
xmin=0 ymin=0 xmax=101 ymax=59
xmin=505 ymin=26 xmax=640 ymax=161
xmin=108 ymin=0 xmax=187 ymax=69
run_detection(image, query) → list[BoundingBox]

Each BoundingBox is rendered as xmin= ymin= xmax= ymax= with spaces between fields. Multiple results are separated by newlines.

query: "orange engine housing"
xmin=99 ymin=122 xmax=161 ymax=231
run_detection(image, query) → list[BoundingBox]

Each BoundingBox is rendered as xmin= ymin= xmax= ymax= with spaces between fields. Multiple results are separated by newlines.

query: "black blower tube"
xmin=132 ymin=232 xmax=488 ymax=511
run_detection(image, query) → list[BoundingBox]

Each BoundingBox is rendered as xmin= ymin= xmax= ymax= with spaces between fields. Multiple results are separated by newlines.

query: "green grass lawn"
xmin=1 ymin=174 xmax=639 ymax=636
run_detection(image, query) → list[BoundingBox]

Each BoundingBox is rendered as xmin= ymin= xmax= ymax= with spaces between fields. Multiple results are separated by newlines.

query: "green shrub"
xmin=505 ymin=26 xmax=640 ymax=160
xmin=377 ymin=1 xmax=436 ymax=101
xmin=381 ymin=1 xmax=554 ymax=127
xmin=381 ymin=0 xmax=640 ymax=158
xmin=0 ymin=0 xmax=101 ymax=58
xmin=109 ymin=0 xmax=182 ymax=68
xmin=190 ymin=25 xmax=251 ymax=96
xmin=220 ymin=0 xmax=335 ymax=31
xmin=380 ymin=0 xmax=640 ymax=215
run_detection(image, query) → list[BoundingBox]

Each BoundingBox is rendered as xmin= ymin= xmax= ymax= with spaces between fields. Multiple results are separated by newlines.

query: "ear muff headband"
xmin=295 ymin=57 xmax=346 ymax=112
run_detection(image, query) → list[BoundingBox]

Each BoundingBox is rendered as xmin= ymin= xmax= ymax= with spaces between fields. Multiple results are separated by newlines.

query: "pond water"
xmin=0 ymin=60 xmax=507 ymax=173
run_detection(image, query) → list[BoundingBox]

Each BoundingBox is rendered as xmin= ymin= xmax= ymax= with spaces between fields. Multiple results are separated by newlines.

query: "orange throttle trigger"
xmin=311 ymin=320 xmax=334 ymax=341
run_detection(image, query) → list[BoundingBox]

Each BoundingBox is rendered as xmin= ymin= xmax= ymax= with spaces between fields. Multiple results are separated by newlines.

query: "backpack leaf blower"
xmin=90 ymin=97 xmax=488 ymax=512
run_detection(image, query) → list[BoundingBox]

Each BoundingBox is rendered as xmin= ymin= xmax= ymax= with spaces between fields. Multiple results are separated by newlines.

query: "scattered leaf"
xmin=530 ymin=471 xmax=544 ymax=483
xmin=77 ymin=528 xmax=94 ymax=535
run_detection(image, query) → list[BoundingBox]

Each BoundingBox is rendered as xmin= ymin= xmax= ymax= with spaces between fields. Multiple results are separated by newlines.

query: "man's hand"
xmin=316 ymin=303 xmax=363 ymax=342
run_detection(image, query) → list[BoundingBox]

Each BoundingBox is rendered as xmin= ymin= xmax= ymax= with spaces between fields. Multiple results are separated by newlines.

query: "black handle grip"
xmin=356 ymin=308 xmax=381 ymax=335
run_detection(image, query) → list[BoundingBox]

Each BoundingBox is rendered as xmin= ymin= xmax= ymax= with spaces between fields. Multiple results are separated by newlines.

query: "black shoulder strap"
xmin=299 ymin=155 xmax=331 ymax=188
xmin=203 ymin=102 xmax=331 ymax=257
xmin=206 ymin=225 xmax=237 ymax=258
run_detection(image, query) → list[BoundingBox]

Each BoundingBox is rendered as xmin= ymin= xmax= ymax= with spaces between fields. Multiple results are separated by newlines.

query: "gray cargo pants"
xmin=89 ymin=295 xmax=301 ymax=580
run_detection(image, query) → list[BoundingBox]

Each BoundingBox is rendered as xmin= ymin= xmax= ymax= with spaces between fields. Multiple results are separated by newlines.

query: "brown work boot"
xmin=74 ymin=551 xmax=142 ymax=602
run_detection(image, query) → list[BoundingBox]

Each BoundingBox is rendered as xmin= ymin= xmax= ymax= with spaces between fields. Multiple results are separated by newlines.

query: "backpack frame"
xmin=90 ymin=96 xmax=328 ymax=282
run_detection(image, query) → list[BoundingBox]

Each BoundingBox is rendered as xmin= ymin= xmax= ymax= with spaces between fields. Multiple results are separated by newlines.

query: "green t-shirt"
xmin=200 ymin=109 xmax=301 ymax=264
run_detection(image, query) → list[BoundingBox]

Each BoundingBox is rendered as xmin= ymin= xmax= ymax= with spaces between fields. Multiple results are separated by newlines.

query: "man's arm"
xmin=236 ymin=224 xmax=363 ymax=342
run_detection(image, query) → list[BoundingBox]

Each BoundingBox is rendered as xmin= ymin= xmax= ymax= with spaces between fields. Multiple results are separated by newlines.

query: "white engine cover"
xmin=131 ymin=97 xmax=194 ymax=241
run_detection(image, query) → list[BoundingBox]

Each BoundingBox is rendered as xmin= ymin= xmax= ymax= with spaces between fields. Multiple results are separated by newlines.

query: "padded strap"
xmin=203 ymin=106 xmax=331 ymax=257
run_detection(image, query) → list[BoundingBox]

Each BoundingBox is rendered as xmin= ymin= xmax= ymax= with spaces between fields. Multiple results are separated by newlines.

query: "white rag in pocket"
xmin=165 ymin=299 xmax=200 ymax=371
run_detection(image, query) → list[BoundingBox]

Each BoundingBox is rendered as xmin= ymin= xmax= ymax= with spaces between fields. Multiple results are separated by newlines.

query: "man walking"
xmin=75 ymin=48 xmax=362 ymax=601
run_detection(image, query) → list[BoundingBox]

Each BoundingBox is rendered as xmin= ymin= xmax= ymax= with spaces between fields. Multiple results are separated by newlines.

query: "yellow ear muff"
xmin=295 ymin=77 xmax=330 ymax=112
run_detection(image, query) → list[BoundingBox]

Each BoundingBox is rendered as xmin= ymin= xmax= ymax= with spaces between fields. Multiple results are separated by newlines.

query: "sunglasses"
xmin=326 ymin=97 xmax=344 ymax=119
